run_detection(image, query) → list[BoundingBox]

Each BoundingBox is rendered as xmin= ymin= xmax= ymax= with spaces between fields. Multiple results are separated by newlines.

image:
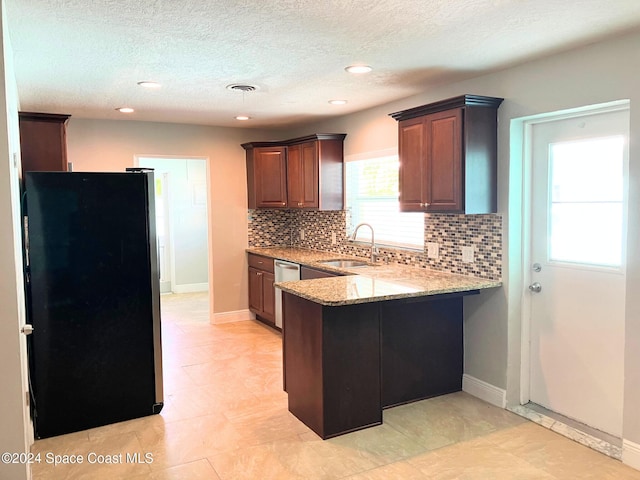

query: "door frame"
xmin=516 ymin=99 xmax=630 ymax=406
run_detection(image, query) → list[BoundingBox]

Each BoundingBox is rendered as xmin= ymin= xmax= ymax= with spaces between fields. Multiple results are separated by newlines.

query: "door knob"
xmin=528 ymin=282 xmax=542 ymax=293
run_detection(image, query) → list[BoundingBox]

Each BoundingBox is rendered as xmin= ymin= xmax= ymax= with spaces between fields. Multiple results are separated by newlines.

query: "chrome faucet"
xmin=349 ymin=222 xmax=378 ymax=263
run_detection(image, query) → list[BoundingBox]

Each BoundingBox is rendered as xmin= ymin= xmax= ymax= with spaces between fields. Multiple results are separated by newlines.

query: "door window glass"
xmin=548 ymin=135 xmax=624 ymax=267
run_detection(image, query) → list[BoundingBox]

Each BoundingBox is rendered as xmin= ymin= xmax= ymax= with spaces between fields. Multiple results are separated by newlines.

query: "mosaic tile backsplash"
xmin=248 ymin=209 xmax=502 ymax=280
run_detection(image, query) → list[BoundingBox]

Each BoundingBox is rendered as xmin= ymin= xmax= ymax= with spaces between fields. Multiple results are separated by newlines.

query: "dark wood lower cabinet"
xmin=247 ymin=253 xmax=276 ymax=328
xmin=283 ymin=291 xmax=473 ymax=439
xmin=283 ymin=293 xmax=381 ymax=439
xmin=380 ymin=297 xmax=463 ymax=408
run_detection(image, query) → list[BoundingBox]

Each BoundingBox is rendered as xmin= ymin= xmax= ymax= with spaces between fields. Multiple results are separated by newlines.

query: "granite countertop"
xmin=247 ymin=247 xmax=501 ymax=306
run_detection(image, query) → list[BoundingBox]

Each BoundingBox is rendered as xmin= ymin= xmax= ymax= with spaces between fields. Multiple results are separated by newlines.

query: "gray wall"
xmin=66 ymin=118 xmax=273 ymax=314
xmin=279 ymin=29 xmax=640 ymax=445
xmin=2 ymin=18 xmax=640 ymax=470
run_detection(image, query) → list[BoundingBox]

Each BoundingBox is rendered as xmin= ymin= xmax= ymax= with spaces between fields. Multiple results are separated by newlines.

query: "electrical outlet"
xmin=300 ymin=229 xmax=305 ymax=240
xmin=462 ymin=246 xmax=474 ymax=263
xmin=331 ymin=232 xmax=337 ymax=245
xmin=427 ymin=242 xmax=439 ymax=259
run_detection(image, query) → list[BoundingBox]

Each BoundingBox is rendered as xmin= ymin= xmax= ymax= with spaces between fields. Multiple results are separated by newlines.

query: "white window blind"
xmin=345 ymin=152 xmax=424 ymax=249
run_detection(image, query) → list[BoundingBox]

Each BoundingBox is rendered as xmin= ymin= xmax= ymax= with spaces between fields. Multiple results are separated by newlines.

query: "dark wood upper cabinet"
xmin=243 ymin=134 xmax=346 ymax=210
xmin=390 ymin=95 xmax=503 ymax=214
xmin=247 ymin=146 xmax=287 ymax=208
xmin=287 ymin=141 xmax=319 ymax=208
xmin=19 ymin=112 xmax=71 ymax=179
xmin=398 ymin=116 xmax=426 ymax=211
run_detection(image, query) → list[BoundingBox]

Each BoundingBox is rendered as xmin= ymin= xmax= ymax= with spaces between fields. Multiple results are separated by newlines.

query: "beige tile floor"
xmin=29 ymin=292 xmax=640 ymax=479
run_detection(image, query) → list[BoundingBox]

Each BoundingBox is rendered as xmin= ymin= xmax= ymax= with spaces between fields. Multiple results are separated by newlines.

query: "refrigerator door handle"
xmin=21 ymin=324 xmax=34 ymax=335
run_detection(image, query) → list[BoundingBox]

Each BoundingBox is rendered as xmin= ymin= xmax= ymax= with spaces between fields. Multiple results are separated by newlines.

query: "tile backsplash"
xmin=248 ymin=209 xmax=502 ymax=280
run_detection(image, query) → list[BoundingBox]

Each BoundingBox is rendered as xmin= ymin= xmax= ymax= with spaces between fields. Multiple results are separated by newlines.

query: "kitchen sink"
xmin=318 ymin=259 xmax=370 ymax=268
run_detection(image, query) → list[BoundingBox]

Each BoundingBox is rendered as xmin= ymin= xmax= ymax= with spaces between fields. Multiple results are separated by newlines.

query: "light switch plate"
xmin=300 ymin=229 xmax=305 ymax=240
xmin=427 ymin=242 xmax=439 ymax=259
xmin=331 ymin=232 xmax=337 ymax=245
xmin=462 ymin=246 xmax=474 ymax=263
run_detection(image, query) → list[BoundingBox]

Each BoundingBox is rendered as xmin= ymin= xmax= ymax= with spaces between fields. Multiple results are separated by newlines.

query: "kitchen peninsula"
xmin=247 ymin=247 xmax=500 ymax=439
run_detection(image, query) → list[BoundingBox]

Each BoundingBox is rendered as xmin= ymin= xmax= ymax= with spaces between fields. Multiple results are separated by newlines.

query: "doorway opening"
xmin=136 ymin=156 xmax=210 ymax=295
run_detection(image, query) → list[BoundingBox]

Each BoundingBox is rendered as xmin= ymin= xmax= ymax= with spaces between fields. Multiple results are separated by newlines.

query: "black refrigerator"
xmin=24 ymin=170 xmax=163 ymax=439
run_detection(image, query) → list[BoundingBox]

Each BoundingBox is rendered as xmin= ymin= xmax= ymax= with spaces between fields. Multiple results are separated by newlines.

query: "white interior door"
xmin=529 ymin=107 xmax=629 ymax=437
xmin=137 ymin=156 xmax=210 ymax=293
xmin=155 ymin=173 xmax=172 ymax=293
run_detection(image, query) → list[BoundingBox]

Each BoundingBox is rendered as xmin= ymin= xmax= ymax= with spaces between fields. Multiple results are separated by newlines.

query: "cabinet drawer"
xmin=248 ymin=253 xmax=275 ymax=273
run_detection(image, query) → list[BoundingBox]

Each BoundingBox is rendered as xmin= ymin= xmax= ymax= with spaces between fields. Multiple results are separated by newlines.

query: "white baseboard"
xmin=462 ymin=374 xmax=506 ymax=408
xmin=623 ymin=439 xmax=640 ymax=471
xmin=172 ymin=282 xmax=209 ymax=293
xmin=212 ymin=309 xmax=252 ymax=324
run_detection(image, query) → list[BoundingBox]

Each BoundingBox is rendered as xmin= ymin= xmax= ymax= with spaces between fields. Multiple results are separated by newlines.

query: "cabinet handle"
xmin=281 ymin=202 xmax=286 ymax=206
xmin=275 ymin=262 xmax=299 ymax=270
xmin=420 ymin=202 xmax=430 ymax=208
xmin=298 ymin=202 xmax=303 ymax=207
xmin=256 ymin=272 xmax=262 ymax=276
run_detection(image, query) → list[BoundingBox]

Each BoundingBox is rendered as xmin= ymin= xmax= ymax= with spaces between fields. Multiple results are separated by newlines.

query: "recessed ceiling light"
xmin=329 ymin=99 xmax=348 ymax=105
xmin=235 ymin=115 xmax=251 ymax=121
xmin=137 ymin=81 xmax=161 ymax=88
xmin=116 ymin=107 xmax=134 ymax=113
xmin=345 ymin=65 xmax=372 ymax=74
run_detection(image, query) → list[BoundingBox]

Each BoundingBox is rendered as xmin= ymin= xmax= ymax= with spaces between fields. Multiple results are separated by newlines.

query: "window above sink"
xmin=345 ymin=150 xmax=424 ymax=250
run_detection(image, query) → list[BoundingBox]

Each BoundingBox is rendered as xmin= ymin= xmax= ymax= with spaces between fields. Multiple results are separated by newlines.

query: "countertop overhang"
xmin=247 ymin=247 xmax=501 ymax=306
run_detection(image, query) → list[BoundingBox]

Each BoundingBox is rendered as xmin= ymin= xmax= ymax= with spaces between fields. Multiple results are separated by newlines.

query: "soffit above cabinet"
xmin=241 ymin=134 xmax=347 ymax=150
xmin=389 ymin=95 xmax=504 ymax=122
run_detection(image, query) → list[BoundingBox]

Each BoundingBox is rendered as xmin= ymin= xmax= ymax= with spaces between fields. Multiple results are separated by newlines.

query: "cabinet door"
xmin=287 ymin=142 xmax=319 ymax=208
xmin=398 ymin=117 xmax=427 ymax=212
xmin=262 ymin=272 xmax=276 ymax=323
xmin=19 ymin=113 xmax=70 ymax=177
xmin=425 ymin=108 xmax=463 ymax=212
xmin=300 ymin=142 xmax=319 ymax=208
xmin=248 ymin=267 xmax=264 ymax=313
xmin=254 ymin=147 xmax=287 ymax=208
xmin=287 ymin=144 xmax=303 ymax=207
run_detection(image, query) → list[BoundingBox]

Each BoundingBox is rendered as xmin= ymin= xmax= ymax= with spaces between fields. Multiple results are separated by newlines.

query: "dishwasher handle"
xmin=275 ymin=261 xmax=299 ymax=270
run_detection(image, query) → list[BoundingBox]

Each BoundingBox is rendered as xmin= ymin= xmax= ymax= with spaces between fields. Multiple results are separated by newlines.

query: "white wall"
xmin=0 ymin=2 xmax=30 ymax=478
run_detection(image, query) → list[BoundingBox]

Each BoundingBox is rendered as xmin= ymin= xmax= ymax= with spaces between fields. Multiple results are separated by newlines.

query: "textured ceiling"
xmin=5 ymin=0 xmax=640 ymax=128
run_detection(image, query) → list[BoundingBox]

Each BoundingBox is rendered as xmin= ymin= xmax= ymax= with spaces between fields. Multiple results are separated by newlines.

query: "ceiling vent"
xmin=226 ymin=84 xmax=258 ymax=92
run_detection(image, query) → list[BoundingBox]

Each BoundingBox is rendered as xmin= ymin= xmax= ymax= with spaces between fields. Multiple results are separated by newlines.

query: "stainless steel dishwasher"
xmin=274 ymin=260 xmax=300 ymax=329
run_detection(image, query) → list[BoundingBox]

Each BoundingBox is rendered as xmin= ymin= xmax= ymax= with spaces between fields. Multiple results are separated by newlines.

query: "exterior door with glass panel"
xmin=529 ymin=108 xmax=628 ymax=437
